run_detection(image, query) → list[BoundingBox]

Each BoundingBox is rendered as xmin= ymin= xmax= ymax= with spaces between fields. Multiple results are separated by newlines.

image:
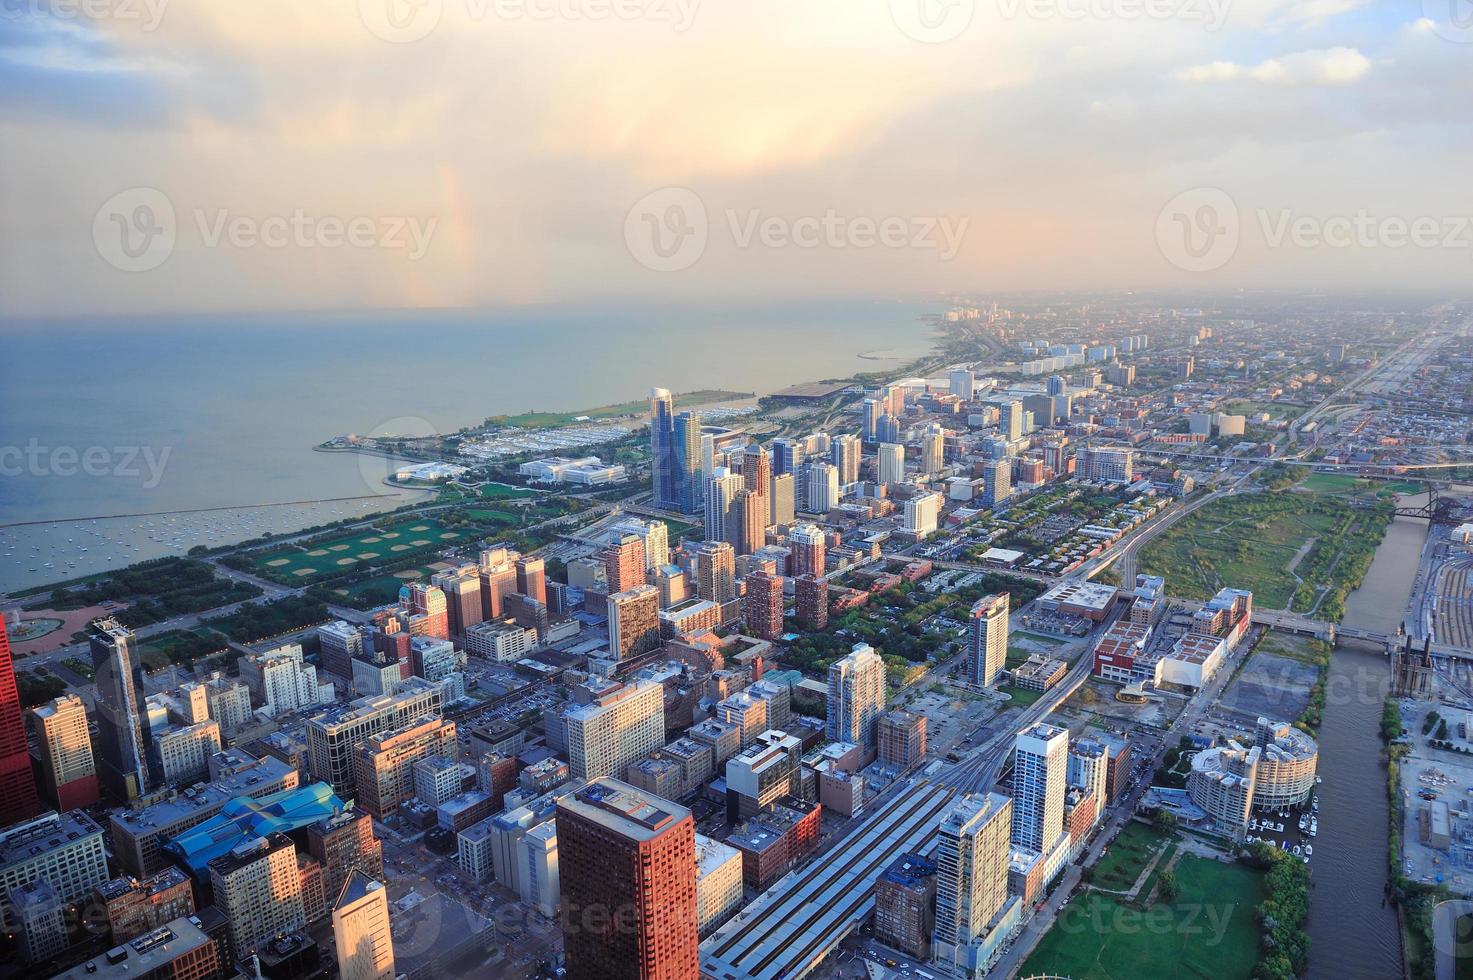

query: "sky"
xmin=1 ymin=0 xmax=1470 ymax=317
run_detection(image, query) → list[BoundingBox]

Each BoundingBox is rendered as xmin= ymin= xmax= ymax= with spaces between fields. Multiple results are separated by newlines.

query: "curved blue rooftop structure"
xmin=163 ymin=782 xmax=344 ymax=876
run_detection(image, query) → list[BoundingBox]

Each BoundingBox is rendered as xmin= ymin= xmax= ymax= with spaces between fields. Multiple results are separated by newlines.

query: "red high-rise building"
xmin=515 ymin=557 xmax=547 ymax=606
xmin=794 ymin=574 xmax=829 ymax=631
xmin=0 ymin=619 xmax=39 ymax=825
xmin=603 ymin=534 xmax=647 ymax=595
xmin=556 ymin=779 xmax=698 ymax=979
xmin=744 ymin=571 xmax=784 ymax=641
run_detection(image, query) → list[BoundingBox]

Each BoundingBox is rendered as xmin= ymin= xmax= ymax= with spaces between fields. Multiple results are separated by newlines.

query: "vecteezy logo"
xmin=358 ymin=0 xmax=443 ymax=42
xmin=1155 ymin=187 xmax=1239 ymax=272
xmin=93 ymin=187 xmax=176 ymax=272
xmin=624 ymin=187 xmax=708 ymax=272
xmin=890 ymin=0 xmax=974 ymax=43
xmin=1423 ymin=0 xmax=1473 ymax=43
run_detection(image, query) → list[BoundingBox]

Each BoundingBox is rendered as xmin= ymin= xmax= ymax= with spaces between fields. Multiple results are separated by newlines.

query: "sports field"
xmin=1023 ymin=852 xmax=1266 ymax=980
xmin=253 ymin=519 xmax=462 ymax=579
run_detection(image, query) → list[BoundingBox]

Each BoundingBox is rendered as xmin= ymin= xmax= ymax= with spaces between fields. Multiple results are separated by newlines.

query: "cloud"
xmin=1177 ymin=46 xmax=1371 ymax=85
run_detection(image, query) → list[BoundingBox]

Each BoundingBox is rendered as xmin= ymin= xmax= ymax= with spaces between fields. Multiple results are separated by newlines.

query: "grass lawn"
xmin=998 ymin=684 xmax=1045 ymax=708
xmin=1300 ymin=472 xmax=1366 ymax=494
xmin=1225 ymin=400 xmax=1305 ymax=421
xmin=1138 ymin=492 xmax=1387 ymax=611
xmin=477 ymin=483 xmax=536 ymax=500
xmin=252 ymin=518 xmax=460 ymax=580
xmin=1024 ymin=854 xmax=1266 ymax=980
xmin=1092 ymin=822 xmax=1170 ymax=891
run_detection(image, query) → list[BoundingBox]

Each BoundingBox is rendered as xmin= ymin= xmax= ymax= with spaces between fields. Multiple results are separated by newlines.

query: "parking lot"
xmin=1396 ymin=699 xmax=1473 ymax=893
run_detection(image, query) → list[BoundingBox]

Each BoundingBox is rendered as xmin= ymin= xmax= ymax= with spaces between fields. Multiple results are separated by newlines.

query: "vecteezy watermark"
xmin=357 ymin=0 xmax=698 ymax=42
xmin=1155 ymin=187 xmax=1240 ymax=273
xmin=889 ymin=0 xmax=975 ymax=42
xmin=0 ymin=0 xmax=169 ymax=31
xmin=0 ymin=440 xmax=171 ymax=489
xmin=1156 ymin=186 xmax=1473 ymax=273
xmin=93 ymin=187 xmax=439 ymax=271
xmin=995 ymin=0 xmax=1229 ymax=28
xmin=624 ymin=187 xmax=970 ymax=272
xmin=1056 ymin=901 xmax=1237 ymax=945
xmin=1421 ymin=0 xmax=1473 ymax=44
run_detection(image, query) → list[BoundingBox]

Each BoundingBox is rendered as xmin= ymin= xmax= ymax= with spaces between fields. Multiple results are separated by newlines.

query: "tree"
xmin=1158 ymin=867 xmax=1179 ymax=903
xmin=1153 ymin=809 xmax=1179 ymax=834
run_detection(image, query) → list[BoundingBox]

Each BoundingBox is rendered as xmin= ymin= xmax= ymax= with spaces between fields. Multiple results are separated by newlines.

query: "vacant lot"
xmin=1138 ymin=492 xmax=1389 ymax=617
xmin=1024 ymin=851 xmax=1266 ymax=980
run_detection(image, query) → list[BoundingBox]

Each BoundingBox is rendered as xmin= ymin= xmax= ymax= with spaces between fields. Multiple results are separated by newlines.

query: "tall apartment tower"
xmin=704 ymin=468 xmax=741 ymax=549
xmin=795 ymin=574 xmax=829 ymax=631
xmin=769 ymin=437 xmax=804 ymax=477
xmin=650 ymin=387 xmax=677 ymax=510
xmin=742 ymin=442 xmax=771 ymax=502
xmin=88 ymin=618 xmax=152 ymax=802
xmin=673 ymin=411 xmax=703 ymax=515
xmin=1012 ymin=723 xmax=1069 ymax=852
xmin=831 ymin=433 xmax=861 ymax=486
xmin=806 ymin=461 xmax=840 ymax=514
xmin=603 ymin=533 xmax=648 ymax=594
xmin=1002 ymin=400 xmax=1024 ymax=441
xmin=695 ymin=541 xmax=736 ymax=605
xmin=933 ymin=792 xmax=1013 ymax=967
xmin=920 ymin=423 xmax=945 ymax=477
xmin=332 ymin=871 xmax=395 ymax=980
xmin=556 ymin=779 xmax=699 ymax=979
xmin=607 ymin=585 xmax=661 ymax=661
xmin=967 ymin=594 xmax=1009 ymax=688
xmin=515 ymin=557 xmax=547 ymax=606
xmin=769 ymin=472 xmax=796 ymax=527
xmin=430 ymin=564 xmax=484 ymax=641
xmin=789 ymin=523 xmax=826 ymax=578
xmin=210 ymin=833 xmax=307 ymax=962
xmin=744 ymin=570 xmax=784 ymax=641
xmin=30 ymin=694 xmax=98 ymax=812
xmin=862 ymin=398 xmax=883 ymax=441
xmin=0 ymin=619 xmax=38 ymax=825
xmin=877 ymin=443 xmax=905 ymax=486
xmin=563 ymin=680 xmax=664 ymax=780
xmin=826 ymin=643 xmax=886 ymax=749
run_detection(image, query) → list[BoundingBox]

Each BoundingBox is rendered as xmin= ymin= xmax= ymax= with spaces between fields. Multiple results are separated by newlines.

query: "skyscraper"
xmin=607 ymin=585 xmax=661 ymax=661
xmin=515 ymin=556 xmax=547 ymax=605
xmin=789 ymin=523 xmax=826 ymax=578
xmin=948 ymin=368 xmax=974 ymax=401
xmin=831 ymin=433 xmax=861 ymax=486
xmin=603 ymin=532 xmax=648 ymax=594
xmin=0 ymin=619 xmax=38 ymax=825
xmin=564 ymin=680 xmax=665 ymax=781
xmin=1012 ymin=723 xmax=1069 ymax=852
xmin=877 ymin=443 xmax=905 ymax=486
xmin=743 ymin=570 xmax=784 ymax=641
xmin=769 ymin=437 xmax=804 ymax=477
xmin=556 ymin=779 xmax=699 ymax=979
xmin=332 ymin=872 xmax=395 ymax=980
xmin=982 ymin=457 xmax=1012 ymax=508
xmin=695 ymin=541 xmax=736 ymax=605
xmin=769 ymin=472 xmax=796 ymax=527
xmin=89 ymin=618 xmax=152 ymax=802
xmin=734 ymin=488 xmax=765 ymax=556
xmin=795 ymin=574 xmax=829 ymax=631
xmin=650 ymin=387 xmax=677 ymax=509
xmin=861 ymin=398 xmax=883 ymax=441
xmin=920 ymin=423 xmax=945 ymax=477
xmin=209 ymin=833 xmax=306 ymax=962
xmin=933 ymin=792 xmax=1013 ymax=967
xmin=742 ymin=442 xmax=770 ymax=502
xmin=806 ymin=461 xmax=839 ymax=513
xmin=1002 ymin=400 xmax=1024 ymax=441
xmin=826 ymin=643 xmax=886 ymax=749
xmin=967 ymin=594 xmax=1009 ymax=688
xmin=704 ymin=468 xmax=741 ymax=548
xmin=673 ymin=410 xmax=703 ymax=515
xmin=30 ymin=694 xmax=98 ymax=813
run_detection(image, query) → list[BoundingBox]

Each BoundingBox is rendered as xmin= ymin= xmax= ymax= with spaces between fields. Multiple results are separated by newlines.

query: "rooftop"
xmin=559 ymin=778 xmax=689 ymax=840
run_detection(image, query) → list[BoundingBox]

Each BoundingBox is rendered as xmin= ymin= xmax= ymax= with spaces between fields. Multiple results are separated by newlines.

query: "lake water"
xmin=0 ymin=300 xmax=938 ymax=594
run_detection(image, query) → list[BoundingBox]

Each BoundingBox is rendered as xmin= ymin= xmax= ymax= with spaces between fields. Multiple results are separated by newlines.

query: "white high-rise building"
xmin=332 ymin=871 xmax=395 ymax=980
xmin=1068 ymin=739 xmax=1108 ymax=826
xmin=769 ymin=472 xmax=796 ymax=526
xmin=933 ymin=792 xmax=1013 ymax=967
xmin=949 ymin=368 xmax=975 ymax=401
xmin=920 ymin=423 xmax=945 ymax=477
xmin=967 ymin=594 xmax=1009 ymax=687
xmin=807 ymin=462 xmax=840 ymax=513
xmin=826 ymin=643 xmax=886 ymax=749
xmin=1012 ymin=723 xmax=1069 ymax=852
xmin=877 ymin=443 xmax=905 ymax=486
xmin=610 ymin=517 xmax=671 ymax=571
xmin=156 ymin=720 xmax=222 ymax=786
xmin=831 ymin=434 xmax=862 ymax=487
xmin=563 ymin=680 xmax=664 ymax=780
xmin=904 ymin=492 xmax=943 ymax=538
xmin=705 ymin=468 xmax=742 ymax=549
xmin=239 ymin=643 xmax=333 ymax=718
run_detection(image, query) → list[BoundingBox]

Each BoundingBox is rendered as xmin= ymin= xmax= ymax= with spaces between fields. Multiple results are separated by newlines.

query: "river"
xmin=1306 ymin=509 xmax=1427 ymax=979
